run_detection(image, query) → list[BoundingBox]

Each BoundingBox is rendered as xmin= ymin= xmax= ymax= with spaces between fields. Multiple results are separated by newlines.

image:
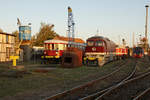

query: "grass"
xmin=0 ymin=60 xmax=124 ymax=99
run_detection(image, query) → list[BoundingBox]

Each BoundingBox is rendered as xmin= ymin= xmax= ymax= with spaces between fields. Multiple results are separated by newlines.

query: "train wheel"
xmin=87 ymin=60 xmax=90 ymax=66
xmin=95 ymin=60 xmax=98 ymax=66
xmin=83 ymin=60 xmax=87 ymax=65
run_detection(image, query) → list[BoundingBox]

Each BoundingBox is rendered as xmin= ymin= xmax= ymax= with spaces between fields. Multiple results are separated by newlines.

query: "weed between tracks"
xmin=42 ymin=59 xmax=135 ymax=100
xmin=0 ymin=60 xmax=125 ymax=100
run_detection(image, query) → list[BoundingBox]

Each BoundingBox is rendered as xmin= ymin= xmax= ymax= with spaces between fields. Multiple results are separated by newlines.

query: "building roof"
xmin=0 ymin=32 xmax=15 ymax=37
xmin=54 ymin=36 xmax=85 ymax=43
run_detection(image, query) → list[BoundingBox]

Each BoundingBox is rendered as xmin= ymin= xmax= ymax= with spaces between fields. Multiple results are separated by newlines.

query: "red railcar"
xmin=84 ymin=36 xmax=116 ymax=66
xmin=41 ymin=36 xmax=85 ymax=63
xmin=42 ymin=40 xmax=68 ymax=59
xmin=116 ymin=47 xmax=128 ymax=59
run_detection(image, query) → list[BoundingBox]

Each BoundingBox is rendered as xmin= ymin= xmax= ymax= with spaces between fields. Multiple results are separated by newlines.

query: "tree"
xmin=0 ymin=28 xmax=3 ymax=32
xmin=12 ymin=30 xmax=19 ymax=43
xmin=12 ymin=30 xmax=19 ymax=47
xmin=34 ymin=23 xmax=59 ymax=46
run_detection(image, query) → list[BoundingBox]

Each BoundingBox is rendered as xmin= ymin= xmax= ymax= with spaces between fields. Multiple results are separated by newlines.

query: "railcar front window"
xmin=95 ymin=41 xmax=103 ymax=46
xmin=87 ymin=41 xmax=94 ymax=46
xmin=52 ymin=44 xmax=54 ymax=50
xmin=45 ymin=44 xmax=48 ymax=50
xmin=48 ymin=44 xmax=52 ymax=50
xmin=63 ymin=44 xmax=66 ymax=50
xmin=54 ymin=44 xmax=59 ymax=50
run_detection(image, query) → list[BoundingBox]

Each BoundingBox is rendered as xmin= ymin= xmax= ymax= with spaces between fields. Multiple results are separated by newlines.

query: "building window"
xmin=6 ymin=47 xmax=10 ymax=58
xmin=6 ymin=35 xmax=9 ymax=43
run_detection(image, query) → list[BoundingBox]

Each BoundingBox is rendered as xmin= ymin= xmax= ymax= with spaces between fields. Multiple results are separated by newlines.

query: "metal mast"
xmin=68 ymin=6 xmax=75 ymax=44
xmin=145 ymin=5 xmax=149 ymax=54
xmin=133 ymin=32 xmax=135 ymax=47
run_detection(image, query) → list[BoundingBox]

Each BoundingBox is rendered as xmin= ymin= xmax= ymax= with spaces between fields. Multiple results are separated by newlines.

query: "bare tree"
xmin=0 ymin=28 xmax=3 ymax=32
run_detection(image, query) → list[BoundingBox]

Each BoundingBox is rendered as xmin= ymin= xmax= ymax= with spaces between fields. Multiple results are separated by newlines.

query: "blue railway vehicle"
xmin=133 ymin=47 xmax=144 ymax=58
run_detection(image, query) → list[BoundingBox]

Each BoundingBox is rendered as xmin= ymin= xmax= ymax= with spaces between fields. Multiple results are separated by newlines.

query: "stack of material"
xmin=61 ymin=47 xmax=83 ymax=68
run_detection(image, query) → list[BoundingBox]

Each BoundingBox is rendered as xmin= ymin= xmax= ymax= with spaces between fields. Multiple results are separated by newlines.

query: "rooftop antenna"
xmin=118 ymin=35 xmax=120 ymax=46
xmin=133 ymin=32 xmax=135 ymax=47
xmin=96 ymin=29 xmax=99 ymax=36
xmin=122 ymin=38 xmax=126 ymax=47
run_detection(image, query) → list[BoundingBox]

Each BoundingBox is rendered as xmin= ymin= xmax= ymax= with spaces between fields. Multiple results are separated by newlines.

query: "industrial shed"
xmin=0 ymin=32 xmax=15 ymax=62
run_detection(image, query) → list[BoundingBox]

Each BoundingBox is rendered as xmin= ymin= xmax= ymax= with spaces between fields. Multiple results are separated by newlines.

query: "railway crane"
xmin=61 ymin=6 xmax=83 ymax=67
xmin=67 ymin=6 xmax=75 ymax=43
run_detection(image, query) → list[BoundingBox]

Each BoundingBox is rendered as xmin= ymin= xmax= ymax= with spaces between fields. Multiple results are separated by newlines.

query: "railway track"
xmin=132 ymin=57 xmax=150 ymax=77
xmin=44 ymin=59 xmax=135 ymax=100
xmin=81 ymin=57 xmax=150 ymax=100
xmin=95 ymin=58 xmax=150 ymax=100
xmin=133 ymin=87 xmax=150 ymax=100
xmin=80 ymin=59 xmax=137 ymax=100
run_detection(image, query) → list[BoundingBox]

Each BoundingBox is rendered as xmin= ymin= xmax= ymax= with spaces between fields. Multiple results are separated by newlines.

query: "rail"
xmin=44 ymin=60 xmax=127 ymax=100
xmin=81 ymin=59 xmax=137 ymax=100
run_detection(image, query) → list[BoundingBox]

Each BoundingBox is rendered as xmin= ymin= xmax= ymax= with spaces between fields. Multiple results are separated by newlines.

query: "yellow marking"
xmin=42 ymin=56 xmax=60 ymax=59
xmin=55 ymin=56 xmax=60 ymax=58
xmin=84 ymin=57 xmax=87 ymax=60
xmin=10 ymin=56 xmax=19 ymax=67
xmin=88 ymin=57 xmax=96 ymax=61
xmin=45 ymin=56 xmax=53 ymax=58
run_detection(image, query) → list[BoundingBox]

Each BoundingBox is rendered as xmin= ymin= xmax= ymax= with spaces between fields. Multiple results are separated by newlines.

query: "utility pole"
xmin=122 ymin=38 xmax=126 ymax=48
xmin=145 ymin=5 xmax=149 ymax=54
xmin=96 ymin=29 xmax=99 ymax=36
xmin=133 ymin=32 xmax=135 ymax=47
xmin=118 ymin=35 xmax=120 ymax=46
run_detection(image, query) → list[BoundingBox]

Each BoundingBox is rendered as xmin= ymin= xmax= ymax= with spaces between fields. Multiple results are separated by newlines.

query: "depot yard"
xmin=0 ymin=60 xmax=124 ymax=100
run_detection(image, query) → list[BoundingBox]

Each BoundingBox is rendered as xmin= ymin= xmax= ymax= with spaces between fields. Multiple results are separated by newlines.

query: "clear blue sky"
xmin=0 ymin=0 xmax=149 ymax=47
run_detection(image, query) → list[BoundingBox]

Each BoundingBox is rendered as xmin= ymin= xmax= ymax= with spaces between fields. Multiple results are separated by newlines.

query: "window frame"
xmin=87 ymin=41 xmax=94 ymax=46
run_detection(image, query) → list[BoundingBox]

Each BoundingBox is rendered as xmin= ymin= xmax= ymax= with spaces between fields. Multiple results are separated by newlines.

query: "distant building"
xmin=0 ymin=32 xmax=15 ymax=62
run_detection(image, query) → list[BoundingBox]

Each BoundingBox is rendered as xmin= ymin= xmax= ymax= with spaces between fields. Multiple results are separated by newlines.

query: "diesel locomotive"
xmin=84 ymin=36 xmax=116 ymax=66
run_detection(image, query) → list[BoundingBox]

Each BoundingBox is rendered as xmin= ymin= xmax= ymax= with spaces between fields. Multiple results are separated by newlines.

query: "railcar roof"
xmin=44 ymin=39 xmax=68 ymax=44
xmin=87 ymin=36 xmax=116 ymax=46
xmin=54 ymin=36 xmax=85 ymax=43
xmin=87 ymin=36 xmax=104 ymax=40
xmin=87 ymin=36 xmax=111 ymax=42
xmin=44 ymin=39 xmax=86 ymax=46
